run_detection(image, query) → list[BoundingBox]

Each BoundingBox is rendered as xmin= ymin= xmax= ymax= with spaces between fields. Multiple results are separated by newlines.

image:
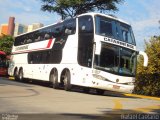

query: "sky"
xmin=0 ymin=0 xmax=160 ymax=51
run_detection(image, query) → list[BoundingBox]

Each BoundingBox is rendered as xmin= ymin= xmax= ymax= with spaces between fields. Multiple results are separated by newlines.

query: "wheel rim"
xmin=51 ymin=70 xmax=59 ymax=89
xmin=53 ymin=74 xmax=56 ymax=84
xmin=64 ymin=72 xmax=68 ymax=86
xmin=63 ymin=70 xmax=71 ymax=91
xmin=19 ymin=70 xmax=23 ymax=80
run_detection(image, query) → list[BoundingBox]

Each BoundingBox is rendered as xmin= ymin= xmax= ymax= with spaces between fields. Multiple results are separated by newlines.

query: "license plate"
xmin=113 ymin=85 xmax=120 ymax=89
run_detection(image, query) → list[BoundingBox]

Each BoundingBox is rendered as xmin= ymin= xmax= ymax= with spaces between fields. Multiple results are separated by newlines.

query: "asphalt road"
xmin=0 ymin=77 xmax=160 ymax=120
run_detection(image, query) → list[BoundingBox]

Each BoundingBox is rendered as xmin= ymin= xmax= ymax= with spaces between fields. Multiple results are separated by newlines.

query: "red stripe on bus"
xmin=46 ymin=39 xmax=53 ymax=48
xmin=12 ymin=39 xmax=54 ymax=54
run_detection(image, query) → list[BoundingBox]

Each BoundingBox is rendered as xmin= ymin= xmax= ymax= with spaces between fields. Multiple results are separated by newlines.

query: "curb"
xmin=124 ymin=93 xmax=160 ymax=101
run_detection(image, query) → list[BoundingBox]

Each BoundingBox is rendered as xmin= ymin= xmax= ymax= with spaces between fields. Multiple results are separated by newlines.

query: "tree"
xmin=40 ymin=0 xmax=124 ymax=20
xmin=0 ymin=35 xmax=14 ymax=55
xmin=135 ymin=36 xmax=160 ymax=96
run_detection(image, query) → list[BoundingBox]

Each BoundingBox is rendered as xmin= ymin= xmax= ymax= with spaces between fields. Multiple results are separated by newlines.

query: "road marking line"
xmin=124 ymin=93 xmax=160 ymax=101
xmin=113 ymin=100 xmax=123 ymax=110
xmin=134 ymin=105 xmax=160 ymax=113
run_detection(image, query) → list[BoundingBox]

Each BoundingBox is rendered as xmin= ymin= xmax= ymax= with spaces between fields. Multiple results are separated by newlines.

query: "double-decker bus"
xmin=0 ymin=51 xmax=8 ymax=76
xmin=8 ymin=12 xmax=148 ymax=94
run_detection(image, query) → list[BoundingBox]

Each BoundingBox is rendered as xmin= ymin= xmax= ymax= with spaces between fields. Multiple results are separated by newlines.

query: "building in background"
xmin=27 ymin=23 xmax=44 ymax=32
xmin=0 ymin=17 xmax=44 ymax=36
xmin=14 ymin=23 xmax=28 ymax=36
xmin=0 ymin=24 xmax=8 ymax=36
xmin=0 ymin=17 xmax=15 ymax=36
xmin=7 ymin=17 xmax=15 ymax=36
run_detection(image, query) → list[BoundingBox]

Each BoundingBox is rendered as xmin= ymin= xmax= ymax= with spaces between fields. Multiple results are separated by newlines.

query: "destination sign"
xmin=104 ymin=37 xmax=135 ymax=49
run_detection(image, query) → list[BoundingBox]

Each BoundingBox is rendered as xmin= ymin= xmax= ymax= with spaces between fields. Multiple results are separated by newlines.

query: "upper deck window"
xmin=120 ymin=23 xmax=135 ymax=45
xmin=95 ymin=16 xmax=113 ymax=37
xmin=95 ymin=15 xmax=136 ymax=45
xmin=14 ymin=18 xmax=76 ymax=46
xmin=79 ymin=15 xmax=93 ymax=33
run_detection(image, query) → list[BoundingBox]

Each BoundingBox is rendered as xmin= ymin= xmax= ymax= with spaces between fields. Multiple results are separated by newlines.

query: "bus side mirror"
xmin=138 ymin=51 xmax=148 ymax=67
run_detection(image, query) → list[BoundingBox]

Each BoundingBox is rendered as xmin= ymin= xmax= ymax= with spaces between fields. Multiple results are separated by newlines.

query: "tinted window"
xmin=14 ymin=18 xmax=76 ymax=47
xmin=28 ymin=49 xmax=62 ymax=64
xmin=79 ymin=16 xmax=93 ymax=33
xmin=95 ymin=16 xmax=113 ymax=37
xmin=94 ymin=43 xmax=137 ymax=77
xmin=120 ymin=23 xmax=135 ymax=44
xmin=95 ymin=15 xmax=136 ymax=45
xmin=64 ymin=19 xmax=76 ymax=35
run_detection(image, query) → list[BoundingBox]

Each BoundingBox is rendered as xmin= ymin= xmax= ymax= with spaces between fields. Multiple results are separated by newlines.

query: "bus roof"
xmin=15 ymin=12 xmax=130 ymax=37
xmin=77 ymin=12 xmax=129 ymax=25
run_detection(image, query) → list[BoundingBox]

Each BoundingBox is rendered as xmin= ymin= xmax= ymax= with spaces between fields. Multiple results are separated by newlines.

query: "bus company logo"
xmin=104 ymin=37 xmax=134 ymax=49
xmin=15 ymin=45 xmax=29 ymax=51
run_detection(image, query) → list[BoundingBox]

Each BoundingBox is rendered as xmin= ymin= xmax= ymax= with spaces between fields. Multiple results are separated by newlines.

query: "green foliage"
xmin=135 ymin=36 xmax=160 ymax=96
xmin=0 ymin=35 xmax=14 ymax=55
xmin=40 ymin=0 xmax=123 ymax=19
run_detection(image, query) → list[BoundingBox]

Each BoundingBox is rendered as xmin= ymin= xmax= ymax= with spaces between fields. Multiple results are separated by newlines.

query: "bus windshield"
xmin=94 ymin=43 xmax=137 ymax=76
xmin=95 ymin=15 xmax=136 ymax=45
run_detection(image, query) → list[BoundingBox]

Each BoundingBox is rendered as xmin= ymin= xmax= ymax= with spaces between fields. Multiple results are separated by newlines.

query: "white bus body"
xmin=8 ymin=13 xmax=148 ymax=94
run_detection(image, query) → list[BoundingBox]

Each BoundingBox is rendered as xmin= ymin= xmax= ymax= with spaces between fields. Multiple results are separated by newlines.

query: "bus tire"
xmin=50 ymin=69 xmax=59 ymax=89
xmin=18 ymin=69 xmax=23 ymax=81
xmin=14 ymin=68 xmax=19 ymax=81
xmin=64 ymin=70 xmax=72 ymax=91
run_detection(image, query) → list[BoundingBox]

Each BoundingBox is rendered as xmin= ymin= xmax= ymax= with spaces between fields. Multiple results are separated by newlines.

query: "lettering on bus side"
xmin=104 ymin=37 xmax=134 ymax=49
xmin=15 ymin=45 xmax=29 ymax=51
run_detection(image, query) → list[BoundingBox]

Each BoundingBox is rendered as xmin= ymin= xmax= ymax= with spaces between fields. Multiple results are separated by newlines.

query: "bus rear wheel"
xmin=50 ymin=69 xmax=59 ymax=89
xmin=63 ymin=70 xmax=72 ymax=91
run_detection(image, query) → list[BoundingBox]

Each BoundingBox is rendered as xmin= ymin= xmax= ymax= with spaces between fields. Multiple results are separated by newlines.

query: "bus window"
xmin=79 ymin=16 xmax=93 ymax=33
xmin=50 ymin=24 xmax=63 ymax=38
xmin=64 ymin=19 xmax=76 ymax=35
xmin=95 ymin=16 xmax=113 ymax=37
xmin=120 ymin=24 xmax=135 ymax=45
xmin=44 ymin=33 xmax=50 ymax=39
